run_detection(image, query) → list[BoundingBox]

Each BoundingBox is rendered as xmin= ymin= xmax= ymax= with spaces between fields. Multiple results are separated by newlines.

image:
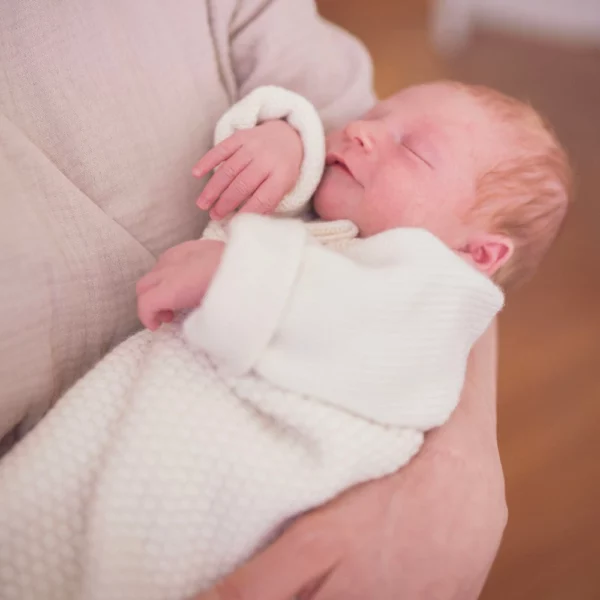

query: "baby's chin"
xmin=313 ymin=189 xmax=352 ymax=222
xmin=313 ymin=167 xmax=361 ymax=221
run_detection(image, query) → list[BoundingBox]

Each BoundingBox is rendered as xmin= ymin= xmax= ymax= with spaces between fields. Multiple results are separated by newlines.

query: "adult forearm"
xmin=425 ymin=322 xmax=501 ymax=459
xmin=380 ymin=323 xmax=506 ymax=599
xmin=231 ymin=0 xmax=376 ymax=130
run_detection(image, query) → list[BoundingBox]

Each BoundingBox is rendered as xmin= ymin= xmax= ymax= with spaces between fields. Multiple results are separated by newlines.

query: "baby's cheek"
xmin=368 ymin=174 xmax=421 ymax=228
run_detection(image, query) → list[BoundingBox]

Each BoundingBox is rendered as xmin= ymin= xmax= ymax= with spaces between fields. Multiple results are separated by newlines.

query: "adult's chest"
xmin=0 ymin=0 xmax=239 ymax=436
xmin=0 ymin=0 xmax=232 ymax=255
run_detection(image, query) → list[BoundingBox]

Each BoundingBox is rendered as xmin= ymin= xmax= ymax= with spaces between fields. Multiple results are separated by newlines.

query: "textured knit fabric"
xmin=0 ymin=0 xmax=376 ymax=444
xmin=0 ymin=82 xmax=504 ymax=600
xmin=0 ymin=213 xmax=504 ymax=600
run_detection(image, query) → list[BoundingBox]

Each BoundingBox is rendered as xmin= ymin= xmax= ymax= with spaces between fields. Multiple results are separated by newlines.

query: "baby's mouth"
xmin=326 ymin=153 xmax=354 ymax=178
xmin=334 ymin=161 xmax=352 ymax=176
xmin=325 ymin=151 xmax=365 ymax=188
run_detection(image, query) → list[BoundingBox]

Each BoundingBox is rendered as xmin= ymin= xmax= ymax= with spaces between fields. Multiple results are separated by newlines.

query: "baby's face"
xmin=314 ymin=82 xmax=506 ymax=249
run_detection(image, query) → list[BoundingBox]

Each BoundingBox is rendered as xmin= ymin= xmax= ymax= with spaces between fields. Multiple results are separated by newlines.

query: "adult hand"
xmin=193 ymin=120 xmax=303 ymax=220
xmin=193 ymin=325 xmax=507 ymax=600
xmin=136 ymin=239 xmax=225 ymax=331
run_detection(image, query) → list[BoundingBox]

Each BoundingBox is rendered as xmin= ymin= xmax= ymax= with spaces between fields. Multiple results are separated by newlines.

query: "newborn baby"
xmin=0 ymin=82 xmax=570 ymax=600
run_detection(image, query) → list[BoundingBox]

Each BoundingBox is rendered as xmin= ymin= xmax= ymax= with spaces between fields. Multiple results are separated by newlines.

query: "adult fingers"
xmin=192 ymin=135 xmax=243 ymax=180
xmin=196 ymin=150 xmax=252 ymax=211
xmin=209 ymin=163 xmax=269 ymax=220
xmin=193 ymin=517 xmax=342 ymax=600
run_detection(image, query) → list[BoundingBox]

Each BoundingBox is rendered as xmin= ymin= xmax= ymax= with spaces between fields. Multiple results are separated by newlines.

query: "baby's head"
xmin=314 ymin=81 xmax=571 ymax=287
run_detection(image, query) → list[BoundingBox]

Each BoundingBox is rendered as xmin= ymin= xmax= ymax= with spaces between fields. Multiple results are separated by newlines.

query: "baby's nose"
xmin=344 ymin=120 xmax=375 ymax=152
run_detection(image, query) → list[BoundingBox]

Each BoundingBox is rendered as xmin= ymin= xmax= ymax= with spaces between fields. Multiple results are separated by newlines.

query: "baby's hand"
xmin=136 ymin=239 xmax=225 ymax=331
xmin=193 ymin=120 xmax=303 ymax=220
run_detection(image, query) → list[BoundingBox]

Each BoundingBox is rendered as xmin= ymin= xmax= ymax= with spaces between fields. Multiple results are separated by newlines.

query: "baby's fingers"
xmin=210 ymin=163 xmax=269 ymax=220
xmin=156 ymin=310 xmax=175 ymax=325
xmin=239 ymin=173 xmax=287 ymax=216
xmin=197 ymin=150 xmax=252 ymax=211
xmin=137 ymin=279 xmax=180 ymax=331
xmin=192 ymin=135 xmax=243 ymax=180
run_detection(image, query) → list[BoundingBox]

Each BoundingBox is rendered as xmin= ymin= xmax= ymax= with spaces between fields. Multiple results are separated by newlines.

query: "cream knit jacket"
xmin=0 ymin=88 xmax=504 ymax=600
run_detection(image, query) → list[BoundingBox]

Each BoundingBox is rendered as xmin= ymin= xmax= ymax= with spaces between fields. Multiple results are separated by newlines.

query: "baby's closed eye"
xmin=401 ymin=141 xmax=434 ymax=169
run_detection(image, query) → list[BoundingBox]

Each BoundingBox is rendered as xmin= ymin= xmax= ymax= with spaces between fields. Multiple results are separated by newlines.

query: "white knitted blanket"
xmin=0 ymin=88 xmax=504 ymax=600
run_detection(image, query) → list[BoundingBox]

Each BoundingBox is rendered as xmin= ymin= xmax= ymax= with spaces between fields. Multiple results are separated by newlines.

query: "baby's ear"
xmin=459 ymin=233 xmax=514 ymax=278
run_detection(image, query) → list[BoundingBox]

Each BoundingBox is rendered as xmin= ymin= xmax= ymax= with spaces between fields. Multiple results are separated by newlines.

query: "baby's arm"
xmin=138 ymin=212 xmax=503 ymax=430
xmin=182 ymin=214 xmax=504 ymax=430
xmin=193 ymin=86 xmax=327 ymax=222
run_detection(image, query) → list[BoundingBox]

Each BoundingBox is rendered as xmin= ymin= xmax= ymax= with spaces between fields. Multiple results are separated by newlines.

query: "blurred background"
xmin=316 ymin=1 xmax=600 ymax=599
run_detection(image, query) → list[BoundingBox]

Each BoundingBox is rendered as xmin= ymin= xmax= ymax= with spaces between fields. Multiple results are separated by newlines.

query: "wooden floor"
xmin=317 ymin=2 xmax=600 ymax=599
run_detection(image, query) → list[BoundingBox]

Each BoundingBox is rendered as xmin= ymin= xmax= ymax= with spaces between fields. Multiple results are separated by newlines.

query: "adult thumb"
xmin=192 ymin=517 xmax=341 ymax=600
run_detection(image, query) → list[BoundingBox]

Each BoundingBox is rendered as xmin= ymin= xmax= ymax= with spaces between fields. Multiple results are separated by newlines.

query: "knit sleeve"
xmin=229 ymin=0 xmax=376 ymax=132
xmin=183 ymin=214 xmax=309 ymax=376
xmin=185 ymin=216 xmax=504 ymax=431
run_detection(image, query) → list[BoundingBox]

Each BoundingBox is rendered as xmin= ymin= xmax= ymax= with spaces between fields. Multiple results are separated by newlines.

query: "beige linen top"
xmin=0 ymin=0 xmax=376 ymax=443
